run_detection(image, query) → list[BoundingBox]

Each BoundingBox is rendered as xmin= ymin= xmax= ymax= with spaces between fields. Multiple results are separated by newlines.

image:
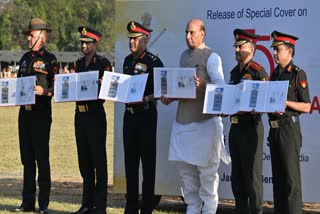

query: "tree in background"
xmin=0 ymin=0 xmax=114 ymax=52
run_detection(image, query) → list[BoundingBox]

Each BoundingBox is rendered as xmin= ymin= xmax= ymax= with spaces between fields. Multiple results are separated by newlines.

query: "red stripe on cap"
xmin=275 ymin=36 xmax=296 ymax=45
xmin=133 ymin=26 xmax=150 ymax=37
xmin=238 ymin=34 xmax=257 ymax=43
xmin=82 ymin=32 xmax=100 ymax=41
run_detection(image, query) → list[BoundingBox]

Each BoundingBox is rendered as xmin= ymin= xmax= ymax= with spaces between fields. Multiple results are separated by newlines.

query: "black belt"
xmin=21 ymin=104 xmax=50 ymax=111
xmin=268 ymin=115 xmax=299 ymax=128
xmin=126 ymin=102 xmax=155 ymax=114
xmin=230 ymin=114 xmax=261 ymax=124
xmin=23 ymin=105 xmax=33 ymax=111
xmin=76 ymin=102 xmax=103 ymax=113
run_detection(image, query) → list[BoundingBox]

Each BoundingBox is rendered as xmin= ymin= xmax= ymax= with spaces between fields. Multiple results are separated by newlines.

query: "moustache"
xmin=235 ymin=51 xmax=250 ymax=58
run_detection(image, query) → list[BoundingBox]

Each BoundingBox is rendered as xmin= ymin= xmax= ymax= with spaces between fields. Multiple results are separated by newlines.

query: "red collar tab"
xmin=139 ymin=52 xmax=146 ymax=59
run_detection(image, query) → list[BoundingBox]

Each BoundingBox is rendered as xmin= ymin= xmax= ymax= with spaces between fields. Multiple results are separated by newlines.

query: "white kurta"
xmin=168 ymin=45 xmax=231 ymax=214
xmin=169 ymin=117 xmax=229 ymax=166
xmin=168 ymin=50 xmax=231 ymax=167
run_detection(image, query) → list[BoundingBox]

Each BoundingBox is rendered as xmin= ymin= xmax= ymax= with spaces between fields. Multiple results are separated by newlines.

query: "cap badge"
xmin=130 ymin=22 xmax=136 ymax=31
xmin=82 ymin=28 xmax=87 ymax=35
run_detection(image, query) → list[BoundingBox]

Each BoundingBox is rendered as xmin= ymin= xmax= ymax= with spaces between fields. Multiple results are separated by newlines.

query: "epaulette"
xmin=292 ymin=64 xmax=302 ymax=72
xmin=96 ymin=55 xmax=103 ymax=61
xmin=147 ymin=52 xmax=159 ymax=62
xmin=249 ymin=61 xmax=264 ymax=72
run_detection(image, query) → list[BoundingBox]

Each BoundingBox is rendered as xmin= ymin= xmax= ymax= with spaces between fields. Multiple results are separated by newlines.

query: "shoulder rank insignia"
xmin=300 ymin=80 xmax=307 ymax=88
xmin=250 ymin=61 xmax=263 ymax=72
xmin=147 ymin=52 xmax=159 ymax=62
xmin=293 ymin=65 xmax=302 ymax=72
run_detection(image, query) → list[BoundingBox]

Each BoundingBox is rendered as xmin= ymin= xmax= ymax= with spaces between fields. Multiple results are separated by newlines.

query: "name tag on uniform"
xmin=231 ymin=116 xmax=238 ymax=124
xmin=269 ymin=120 xmax=279 ymax=128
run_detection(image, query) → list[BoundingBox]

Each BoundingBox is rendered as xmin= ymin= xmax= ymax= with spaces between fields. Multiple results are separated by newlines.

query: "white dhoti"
xmin=169 ymin=117 xmax=230 ymax=214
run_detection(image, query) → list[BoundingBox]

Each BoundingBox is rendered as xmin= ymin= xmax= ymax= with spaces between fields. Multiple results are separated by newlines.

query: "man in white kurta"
xmin=161 ymin=19 xmax=230 ymax=214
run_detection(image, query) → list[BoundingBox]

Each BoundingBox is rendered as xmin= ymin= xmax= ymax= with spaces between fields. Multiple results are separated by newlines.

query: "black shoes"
xmin=13 ymin=204 xmax=104 ymax=214
xmin=124 ymin=205 xmax=139 ymax=214
xmin=12 ymin=203 xmax=35 ymax=212
xmin=13 ymin=203 xmax=49 ymax=213
xmin=39 ymin=206 xmax=49 ymax=214
xmin=70 ymin=207 xmax=92 ymax=214
xmin=92 ymin=209 xmax=106 ymax=214
xmin=70 ymin=207 xmax=106 ymax=214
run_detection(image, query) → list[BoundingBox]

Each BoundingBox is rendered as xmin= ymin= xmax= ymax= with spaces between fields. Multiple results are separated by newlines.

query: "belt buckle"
xmin=127 ymin=107 xmax=134 ymax=114
xmin=292 ymin=116 xmax=298 ymax=123
xmin=24 ymin=105 xmax=32 ymax=111
xmin=231 ymin=116 xmax=238 ymax=124
xmin=144 ymin=103 xmax=150 ymax=110
xmin=78 ymin=105 xmax=88 ymax=112
xmin=270 ymin=120 xmax=280 ymax=128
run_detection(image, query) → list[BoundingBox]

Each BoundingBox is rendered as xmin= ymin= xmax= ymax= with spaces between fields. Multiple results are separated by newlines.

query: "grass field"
xmin=1 ymin=103 xmax=320 ymax=213
xmin=0 ymin=102 xmax=121 ymax=213
xmin=0 ymin=102 xmax=185 ymax=214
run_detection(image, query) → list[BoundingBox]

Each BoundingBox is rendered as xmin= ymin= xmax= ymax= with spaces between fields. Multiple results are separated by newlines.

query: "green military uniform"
xmin=268 ymin=30 xmax=310 ymax=214
xmin=229 ymin=28 xmax=268 ymax=214
xmin=123 ymin=21 xmax=164 ymax=214
xmin=229 ymin=60 xmax=268 ymax=214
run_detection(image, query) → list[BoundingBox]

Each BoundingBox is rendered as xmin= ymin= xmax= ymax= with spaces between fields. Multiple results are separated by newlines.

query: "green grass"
xmin=0 ymin=102 xmax=122 ymax=213
xmin=1 ymin=103 xmax=319 ymax=214
xmin=0 ymin=103 xmax=185 ymax=213
xmin=0 ymin=102 xmax=114 ymax=178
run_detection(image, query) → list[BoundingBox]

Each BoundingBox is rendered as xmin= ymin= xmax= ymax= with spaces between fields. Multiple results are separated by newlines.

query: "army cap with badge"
xmin=78 ymin=26 xmax=102 ymax=43
xmin=22 ymin=17 xmax=52 ymax=35
xmin=270 ymin=31 xmax=298 ymax=47
xmin=233 ymin=29 xmax=260 ymax=46
xmin=127 ymin=21 xmax=153 ymax=38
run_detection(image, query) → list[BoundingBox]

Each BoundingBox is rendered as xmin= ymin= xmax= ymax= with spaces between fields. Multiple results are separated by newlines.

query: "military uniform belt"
xmin=126 ymin=102 xmax=155 ymax=114
xmin=76 ymin=103 xmax=103 ymax=113
xmin=22 ymin=104 xmax=50 ymax=111
xmin=24 ymin=105 xmax=32 ymax=111
xmin=230 ymin=115 xmax=261 ymax=124
xmin=269 ymin=115 xmax=299 ymax=128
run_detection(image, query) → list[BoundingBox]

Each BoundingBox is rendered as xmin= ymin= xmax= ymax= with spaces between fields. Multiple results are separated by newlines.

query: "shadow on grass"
xmin=1 ymin=178 xmax=319 ymax=214
xmin=0 ymin=204 xmax=69 ymax=214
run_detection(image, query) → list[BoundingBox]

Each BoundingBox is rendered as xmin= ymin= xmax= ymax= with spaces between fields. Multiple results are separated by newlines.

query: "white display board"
xmin=114 ymin=0 xmax=320 ymax=202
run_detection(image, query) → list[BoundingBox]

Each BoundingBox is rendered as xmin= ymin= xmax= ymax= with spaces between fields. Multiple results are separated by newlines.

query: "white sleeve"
xmin=206 ymin=52 xmax=225 ymax=85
